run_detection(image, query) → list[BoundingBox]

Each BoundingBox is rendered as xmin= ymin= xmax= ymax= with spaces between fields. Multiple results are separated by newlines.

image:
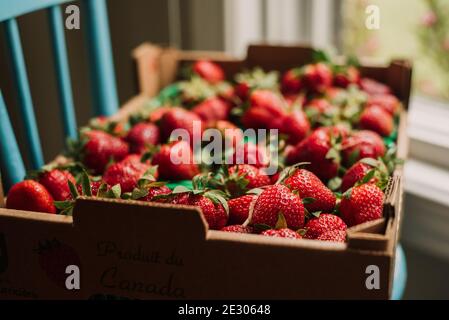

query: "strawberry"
xmin=304 ymin=214 xmax=347 ymax=239
xmin=76 ymin=179 xmax=103 ymax=196
xmin=283 ymin=168 xmax=336 ymax=213
xmin=149 ymin=106 xmax=171 ymax=123
xmin=188 ymin=193 xmax=228 ymax=230
xmin=281 ymin=69 xmax=302 ymax=95
xmin=325 ymin=87 xmax=347 ymax=102
xmin=103 ymin=154 xmax=152 ymax=193
xmin=81 ymin=130 xmax=129 ymax=174
xmin=159 ymin=107 xmax=203 ymax=143
xmin=235 ymin=82 xmax=251 ymax=101
xmin=206 ymin=120 xmax=244 ymax=148
xmin=137 ymin=185 xmax=172 ymax=202
xmin=341 ymin=158 xmax=377 ymax=192
xmin=304 ymin=98 xmax=338 ymax=127
xmin=342 ymin=130 xmax=386 ymax=166
xmin=226 ymin=165 xmax=270 ymax=196
xmin=154 ymin=191 xmax=191 ymax=205
xmin=151 ymin=141 xmax=200 ymax=180
xmin=192 ymin=60 xmax=225 ymax=84
xmin=37 ymin=239 xmax=81 ymax=288
xmin=339 ymin=183 xmax=384 ymax=227
xmin=359 ymin=78 xmax=391 ymax=95
xmin=228 ymin=194 xmax=257 ymax=225
xmin=251 ymin=184 xmax=305 ymax=229
xmin=333 ymin=65 xmax=360 ymax=88
xmin=302 ymin=63 xmax=333 ymax=93
xmin=229 ymin=142 xmax=269 ymax=168
xmin=261 ymin=228 xmax=302 ymax=239
xmin=125 ymin=122 xmax=160 ymax=154
xmin=6 ymin=180 xmax=56 ymax=214
xmin=275 ymin=109 xmax=310 ymax=145
xmin=192 ymin=97 xmax=231 ymax=122
xmin=366 ymin=94 xmax=400 ymax=115
xmin=241 ymin=89 xmax=286 ymax=129
xmin=221 ymin=225 xmax=254 ymax=234
xmin=286 ymin=127 xmax=342 ymax=181
xmin=234 ymin=68 xmax=279 ymax=101
xmin=359 ymin=105 xmax=394 ymax=136
xmin=38 ymin=169 xmax=76 ymax=201
xmin=317 ymin=230 xmax=346 ymax=242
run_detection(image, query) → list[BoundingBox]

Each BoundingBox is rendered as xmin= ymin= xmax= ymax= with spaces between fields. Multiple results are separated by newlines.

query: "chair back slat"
xmin=0 ymin=0 xmax=73 ymax=22
xmin=84 ymin=0 xmax=119 ymax=116
xmin=4 ymin=18 xmax=44 ymax=169
xmin=0 ymin=91 xmax=26 ymax=189
xmin=48 ymin=5 xmax=77 ymax=139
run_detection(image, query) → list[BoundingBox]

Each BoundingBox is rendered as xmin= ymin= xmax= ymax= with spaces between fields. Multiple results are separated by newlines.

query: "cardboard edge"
xmin=208 ymin=230 xmax=347 ymax=251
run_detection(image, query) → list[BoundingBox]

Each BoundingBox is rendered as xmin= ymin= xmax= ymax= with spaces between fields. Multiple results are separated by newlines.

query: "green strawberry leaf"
xmin=361 ymin=169 xmax=376 ymax=185
xmin=81 ymin=171 xmax=92 ymax=196
xmin=131 ymin=188 xmax=149 ymax=200
xmin=360 ymin=157 xmax=379 ymax=167
xmin=302 ymin=197 xmax=316 ymax=205
xmin=311 ymin=211 xmax=322 ymax=218
xmin=327 ymin=176 xmax=342 ymax=191
xmin=54 ymin=201 xmax=73 ymax=210
xmin=172 ymin=185 xmax=192 ymax=194
xmin=108 ymin=184 xmax=121 ymax=199
xmin=275 ymin=213 xmax=288 ymax=230
xmin=68 ymin=180 xmax=79 ymax=199
xmin=97 ymin=183 xmax=109 ymax=198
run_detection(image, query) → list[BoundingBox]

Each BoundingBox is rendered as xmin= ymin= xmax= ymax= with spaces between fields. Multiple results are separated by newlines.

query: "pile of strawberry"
xmin=5 ymin=51 xmax=402 ymax=243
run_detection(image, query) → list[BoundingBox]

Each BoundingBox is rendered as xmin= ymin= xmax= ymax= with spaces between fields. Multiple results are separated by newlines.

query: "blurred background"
xmin=1 ymin=0 xmax=448 ymax=299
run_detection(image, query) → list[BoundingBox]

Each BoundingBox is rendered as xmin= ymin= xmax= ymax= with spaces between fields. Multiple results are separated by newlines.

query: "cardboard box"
xmin=0 ymin=44 xmax=411 ymax=299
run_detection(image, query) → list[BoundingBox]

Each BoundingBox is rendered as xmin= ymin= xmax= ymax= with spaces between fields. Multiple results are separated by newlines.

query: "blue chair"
xmin=0 ymin=0 xmax=118 ymax=188
xmin=392 ymin=245 xmax=407 ymax=300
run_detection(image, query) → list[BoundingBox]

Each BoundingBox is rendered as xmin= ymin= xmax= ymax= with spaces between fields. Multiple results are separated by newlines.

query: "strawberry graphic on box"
xmin=36 ymin=239 xmax=81 ymax=288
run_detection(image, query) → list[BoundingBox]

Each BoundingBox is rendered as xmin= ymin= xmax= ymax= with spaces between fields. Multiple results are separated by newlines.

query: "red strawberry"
xmin=228 ymin=194 xmax=257 ymax=225
xmin=6 ymin=180 xmax=56 ymax=214
xmin=275 ymin=110 xmax=310 ymax=145
xmin=188 ymin=194 xmax=228 ymax=230
xmin=341 ymin=160 xmax=375 ymax=192
xmin=38 ymin=169 xmax=76 ymax=201
xmin=235 ymin=82 xmax=251 ymax=101
xmin=261 ymin=228 xmax=302 ymax=239
xmin=206 ymin=120 xmax=244 ymax=148
xmin=281 ymin=69 xmax=302 ymax=94
xmin=251 ymin=184 xmax=305 ymax=229
xmin=221 ymin=225 xmax=254 ymax=234
xmin=192 ymin=60 xmax=225 ymax=84
xmin=286 ymin=127 xmax=342 ymax=181
xmin=229 ymin=142 xmax=269 ymax=168
xmin=304 ymin=98 xmax=338 ymax=126
xmin=192 ymin=97 xmax=230 ymax=122
xmin=325 ymin=87 xmax=346 ymax=101
xmin=82 ymin=130 xmax=129 ymax=174
xmin=37 ymin=239 xmax=81 ymax=288
xmin=283 ymin=169 xmax=336 ymax=213
xmin=241 ymin=89 xmax=286 ymax=129
xmin=154 ymin=191 xmax=191 ymax=205
xmin=340 ymin=183 xmax=384 ymax=227
xmin=302 ymin=63 xmax=333 ymax=93
xmin=76 ymin=179 xmax=103 ymax=196
xmin=333 ymin=65 xmax=360 ymax=88
xmin=359 ymin=78 xmax=391 ymax=95
xmin=317 ymin=230 xmax=346 ymax=242
xmin=342 ymin=130 xmax=386 ymax=166
xmin=359 ymin=105 xmax=394 ymax=136
xmin=227 ymin=165 xmax=270 ymax=196
xmin=138 ymin=185 xmax=172 ymax=202
xmin=159 ymin=107 xmax=203 ymax=143
xmin=149 ymin=106 xmax=171 ymax=123
xmin=103 ymin=154 xmax=152 ymax=193
xmin=125 ymin=122 xmax=160 ymax=154
xmin=151 ymin=141 xmax=200 ymax=180
xmin=304 ymin=214 xmax=347 ymax=239
xmin=366 ymin=94 xmax=400 ymax=115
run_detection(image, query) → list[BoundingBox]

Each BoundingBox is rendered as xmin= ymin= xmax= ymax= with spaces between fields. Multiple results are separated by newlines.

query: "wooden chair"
xmin=0 ymin=0 xmax=118 ymax=189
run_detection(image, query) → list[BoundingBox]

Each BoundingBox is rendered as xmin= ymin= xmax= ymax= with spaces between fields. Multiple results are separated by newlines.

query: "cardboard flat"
xmin=0 ymin=44 xmax=412 ymax=299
